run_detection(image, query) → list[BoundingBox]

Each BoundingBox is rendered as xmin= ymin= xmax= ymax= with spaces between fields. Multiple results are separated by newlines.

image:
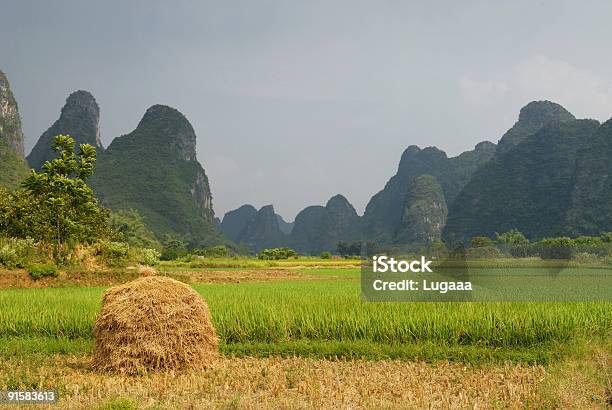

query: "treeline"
xmin=462 ymin=229 xmax=612 ymax=261
xmin=330 ymin=229 xmax=612 ymax=262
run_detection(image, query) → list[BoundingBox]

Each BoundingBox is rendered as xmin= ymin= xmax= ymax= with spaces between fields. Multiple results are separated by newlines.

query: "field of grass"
xmin=0 ymin=268 xmax=609 ymax=363
xmin=0 ymin=264 xmax=610 ymax=408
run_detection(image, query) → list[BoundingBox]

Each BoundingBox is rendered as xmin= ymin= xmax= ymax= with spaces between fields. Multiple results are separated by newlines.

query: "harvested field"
xmin=0 ymin=355 xmax=552 ymax=409
xmin=168 ymin=269 xmax=320 ymax=283
xmin=0 ymin=269 xmax=138 ymax=288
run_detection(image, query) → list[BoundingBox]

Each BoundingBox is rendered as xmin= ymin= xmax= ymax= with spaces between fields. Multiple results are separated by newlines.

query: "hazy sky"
xmin=3 ymin=1 xmax=612 ymax=220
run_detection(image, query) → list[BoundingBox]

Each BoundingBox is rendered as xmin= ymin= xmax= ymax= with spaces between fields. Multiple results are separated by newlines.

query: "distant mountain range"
xmin=222 ymin=101 xmax=611 ymax=253
xmin=1 ymin=68 xmax=610 ymax=253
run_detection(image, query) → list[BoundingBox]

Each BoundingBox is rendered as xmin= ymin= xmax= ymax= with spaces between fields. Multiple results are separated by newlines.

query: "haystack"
xmin=93 ymin=276 xmax=218 ymax=374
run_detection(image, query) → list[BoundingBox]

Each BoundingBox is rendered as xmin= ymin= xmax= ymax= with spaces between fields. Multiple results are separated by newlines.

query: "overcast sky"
xmin=3 ymin=0 xmax=612 ymax=220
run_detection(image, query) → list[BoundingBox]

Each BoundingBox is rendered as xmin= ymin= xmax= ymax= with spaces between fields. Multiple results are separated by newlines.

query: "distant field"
xmin=158 ymin=257 xmax=360 ymax=271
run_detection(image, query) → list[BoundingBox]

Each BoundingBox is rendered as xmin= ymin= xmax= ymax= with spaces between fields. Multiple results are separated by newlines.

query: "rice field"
xmin=0 ymin=270 xmax=609 ymax=353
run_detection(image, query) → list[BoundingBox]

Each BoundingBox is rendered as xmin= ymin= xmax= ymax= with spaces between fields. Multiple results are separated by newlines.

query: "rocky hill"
xmin=445 ymin=101 xmax=604 ymax=240
xmin=0 ymin=70 xmax=29 ymax=188
xmin=291 ymin=194 xmax=362 ymax=254
xmin=237 ymin=205 xmax=288 ymax=252
xmin=394 ymin=175 xmax=447 ymax=246
xmin=220 ymin=204 xmax=258 ymax=243
xmin=361 ymin=141 xmax=496 ymax=243
xmin=27 ymin=90 xmax=104 ymax=170
xmin=220 ymin=204 xmax=290 ymax=252
xmin=495 ymin=100 xmax=575 ymax=155
xmin=90 ymin=105 xmax=223 ymax=247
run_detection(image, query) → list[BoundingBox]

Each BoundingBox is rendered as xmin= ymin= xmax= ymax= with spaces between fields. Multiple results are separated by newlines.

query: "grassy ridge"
xmin=0 ymin=276 xmax=609 ymax=350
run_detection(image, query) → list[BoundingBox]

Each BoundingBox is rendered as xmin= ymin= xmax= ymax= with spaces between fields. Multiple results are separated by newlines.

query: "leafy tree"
xmin=19 ymin=135 xmax=108 ymax=261
xmin=469 ymin=236 xmax=494 ymax=248
xmin=160 ymin=236 xmax=188 ymax=260
xmin=495 ymin=229 xmax=529 ymax=245
xmin=0 ymin=189 xmax=44 ymax=238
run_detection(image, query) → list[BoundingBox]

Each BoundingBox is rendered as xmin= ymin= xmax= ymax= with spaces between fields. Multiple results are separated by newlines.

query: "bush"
xmin=535 ymin=237 xmax=574 ymax=259
xmin=466 ymin=246 xmax=503 ymax=259
xmin=0 ymin=246 xmax=18 ymax=269
xmin=28 ymin=263 xmax=58 ymax=280
xmin=600 ymin=232 xmax=612 ymax=243
xmin=320 ymin=251 xmax=331 ymax=259
xmin=138 ymin=248 xmax=161 ymax=266
xmin=98 ymin=241 xmax=130 ymax=267
xmin=0 ymin=237 xmax=37 ymax=269
xmin=258 ymin=247 xmax=298 ymax=260
xmin=508 ymin=244 xmax=532 ymax=258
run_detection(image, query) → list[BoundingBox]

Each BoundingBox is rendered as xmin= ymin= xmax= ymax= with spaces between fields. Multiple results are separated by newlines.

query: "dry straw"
xmin=93 ymin=276 xmax=219 ymax=374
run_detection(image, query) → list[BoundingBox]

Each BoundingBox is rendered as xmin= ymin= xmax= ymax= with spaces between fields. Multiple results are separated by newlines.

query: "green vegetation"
xmin=6 ymin=135 xmax=109 ymax=262
xmin=0 ymin=237 xmax=36 ymax=268
xmin=160 ymin=237 xmax=189 ymax=260
xmin=490 ymin=230 xmax=612 ymax=262
xmin=446 ymin=115 xmax=612 ymax=240
xmin=0 ymin=271 xmax=609 ymax=363
xmin=0 ymin=135 xmax=167 ymax=271
xmin=96 ymin=241 xmax=129 ymax=267
xmin=108 ymin=209 xmax=160 ymax=249
xmin=258 ymin=247 xmax=298 ymax=260
xmin=0 ymin=70 xmax=28 ymax=189
xmin=0 ymin=140 xmax=29 ymax=189
xmin=27 ymin=263 xmax=58 ymax=280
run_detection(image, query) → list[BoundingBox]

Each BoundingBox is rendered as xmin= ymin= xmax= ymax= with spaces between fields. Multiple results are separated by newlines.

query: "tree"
xmin=469 ymin=236 xmax=494 ymax=248
xmin=495 ymin=229 xmax=529 ymax=257
xmin=21 ymin=135 xmax=108 ymax=261
xmin=160 ymin=236 xmax=188 ymax=260
xmin=495 ymin=229 xmax=529 ymax=245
